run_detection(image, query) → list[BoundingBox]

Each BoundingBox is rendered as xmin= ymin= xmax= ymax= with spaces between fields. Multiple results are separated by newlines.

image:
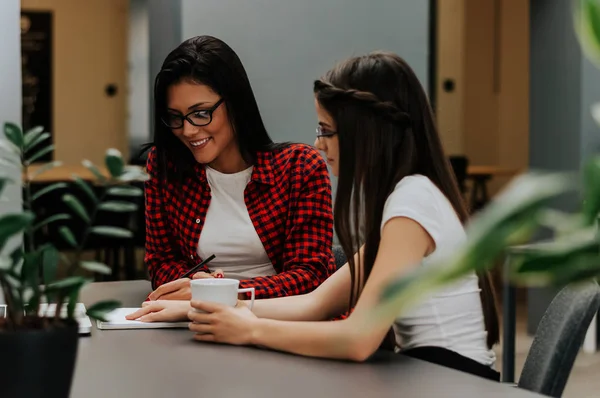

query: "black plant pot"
xmin=0 ymin=320 xmax=79 ymax=398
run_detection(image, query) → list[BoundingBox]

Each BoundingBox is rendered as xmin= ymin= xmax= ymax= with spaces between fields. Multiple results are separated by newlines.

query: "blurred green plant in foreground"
xmin=373 ymin=0 xmax=600 ymax=323
xmin=0 ymin=123 xmax=147 ymax=331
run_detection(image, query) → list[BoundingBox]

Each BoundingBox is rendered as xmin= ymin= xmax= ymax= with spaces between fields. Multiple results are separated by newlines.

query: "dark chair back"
xmin=129 ymin=144 xmax=151 ymax=166
xmin=332 ymin=245 xmax=346 ymax=270
xmin=518 ymin=280 xmax=600 ymax=397
xmin=448 ymin=155 xmax=469 ymax=194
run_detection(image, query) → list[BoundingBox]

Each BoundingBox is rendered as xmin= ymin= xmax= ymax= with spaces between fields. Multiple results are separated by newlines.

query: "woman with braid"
xmin=130 ymin=51 xmax=501 ymax=381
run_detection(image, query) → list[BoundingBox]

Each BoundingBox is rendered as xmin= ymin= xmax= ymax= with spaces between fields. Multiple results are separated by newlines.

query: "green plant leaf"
xmin=0 ymin=177 xmax=11 ymax=198
xmin=582 ymin=156 xmax=600 ymax=225
xmin=72 ymin=175 xmax=98 ymax=203
xmin=91 ymin=226 xmax=133 ymax=239
xmin=583 ymin=0 xmax=600 ymax=62
xmin=62 ymin=193 xmax=91 ymax=223
xmin=585 ymin=0 xmax=600 ymax=46
xmin=45 ymin=276 xmax=90 ymax=319
xmin=0 ymin=212 xmax=35 ymax=252
xmin=82 ymin=159 xmax=107 ymax=183
xmin=107 ymin=186 xmax=143 ymax=197
xmin=29 ymin=160 xmax=62 ymax=181
xmin=21 ymin=251 xmax=41 ymax=304
xmin=105 ymin=149 xmax=124 ymax=178
xmin=32 ymin=213 xmax=71 ymax=232
xmin=59 ymin=253 xmax=72 ymax=268
xmin=26 ymin=292 xmax=42 ymax=317
xmin=25 ymin=132 xmax=51 ymax=154
xmin=537 ymin=208 xmax=582 ymax=236
xmin=40 ymin=244 xmax=60 ymax=285
xmin=23 ymin=126 xmax=44 ymax=150
xmin=3 ymin=122 xmax=23 ymax=149
xmin=31 ymin=182 xmax=68 ymax=202
xmin=58 ymin=226 xmax=78 ymax=248
xmin=45 ymin=276 xmax=90 ymax=291
xmin=9 ymin=247 xmax=23 ymax=270
xmin=116 ymin=167 xmax=149 ymax=182
xmin=513 ymin=252 xmax=600 ymax=287
xmin=0 ymin=247 xmax=16 ymax=272
xmin=0 ymin=261 xmax=11 ymax=273
xmin=576 ymin=0 xmax=600 ymax=66
xmin=98 ymin=201 xmax=138 ymax=213
xmin=66 ymin=283 xmax=82 ymax=319
xmin=592 ymin=102 xmax=600 ymax=127
xmin=86 ymin=300 xmax=121 ymax=322
xmin=80 ymin=261 xmax=112 ymax=275
xmin=26 ymin=144 xmax=54 ymax=164
xmin=508 ymin=228 xmax=600 ymax=284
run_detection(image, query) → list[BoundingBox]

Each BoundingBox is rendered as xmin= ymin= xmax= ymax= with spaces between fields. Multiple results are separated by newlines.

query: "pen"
xmin=180 ymin=254 xmax=217 ymax=279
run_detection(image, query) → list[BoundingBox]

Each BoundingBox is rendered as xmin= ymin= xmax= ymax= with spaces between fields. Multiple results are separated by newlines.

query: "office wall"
xmin=580 ymin=49 xmax=600 ymax=161
xmin=0 ymin=0 xmax=22 ymax=302
xmin=128 ymin=0 xmax=150 ymax=148
xmin=147 ymin=0 xmax=181 ymax=146
xmin=180 ymin=0 xmax=429 ymax=145
xmin=0 ymin=0 xmax=22 ymax=219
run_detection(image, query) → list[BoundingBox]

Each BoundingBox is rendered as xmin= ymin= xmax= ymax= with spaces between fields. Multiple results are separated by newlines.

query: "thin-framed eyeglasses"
xmin=161 ymin=98 xmax=225 ymax=129
xmin=316 ymin=125 xmax=337 ymax=139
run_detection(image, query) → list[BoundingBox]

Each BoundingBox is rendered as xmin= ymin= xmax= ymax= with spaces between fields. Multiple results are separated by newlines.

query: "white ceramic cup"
xmin=190 ymin=278 xmax=255 ymax=313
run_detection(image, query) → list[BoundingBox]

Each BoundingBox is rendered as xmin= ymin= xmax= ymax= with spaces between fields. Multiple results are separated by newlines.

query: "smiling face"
xmin=313 ymin=98 xmax=340 ymax=176
xmin=165 ymin=81 xmax=246 ymax=173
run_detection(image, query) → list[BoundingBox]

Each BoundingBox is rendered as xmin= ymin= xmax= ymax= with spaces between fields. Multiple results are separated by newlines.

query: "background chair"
xmin=332 ymin=245 xmax=346 ymax=270
xmin=517 ymin=279 xmax=600 ymax=397
xmin=448 ymin=155 xmax=469 ymax=195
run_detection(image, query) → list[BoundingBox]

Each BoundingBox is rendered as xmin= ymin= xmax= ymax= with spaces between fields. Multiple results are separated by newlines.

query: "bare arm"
xmin=192 ymin=217 xmax=433 ymax=361
xmin=127 ymin=250 xmax=355 ymax=323
xmin=250 ymin=260 xmax=352 ymax=321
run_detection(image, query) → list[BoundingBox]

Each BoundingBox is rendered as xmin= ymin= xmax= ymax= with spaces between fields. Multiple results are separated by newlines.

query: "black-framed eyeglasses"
xmin=316 ymin=125 xmax=337 ymax=138
xmin=161 ymin=98 xmax=225 ymax=129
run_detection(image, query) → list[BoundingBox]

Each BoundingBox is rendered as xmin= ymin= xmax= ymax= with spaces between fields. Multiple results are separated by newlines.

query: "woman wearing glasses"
xmin=131 ymin=51 xmax=500 ymax=381
xmin=143 ymin=35 xmax=336 ymax=301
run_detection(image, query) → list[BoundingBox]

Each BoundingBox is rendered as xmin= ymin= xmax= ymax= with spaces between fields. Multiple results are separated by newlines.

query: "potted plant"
xmin=0 ymin=122 xmax=148 ymax=397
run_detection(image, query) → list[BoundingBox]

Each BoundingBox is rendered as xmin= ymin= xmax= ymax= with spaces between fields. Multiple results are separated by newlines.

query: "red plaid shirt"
xmin=145 ymin=143 xmax=336 ymax=298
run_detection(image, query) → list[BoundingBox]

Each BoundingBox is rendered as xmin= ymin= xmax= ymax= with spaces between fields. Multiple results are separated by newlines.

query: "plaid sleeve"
xmin=144 ymin=148 xmax=208 ymax=289
xmin=239 ymin=148 xmax=335 ymax=298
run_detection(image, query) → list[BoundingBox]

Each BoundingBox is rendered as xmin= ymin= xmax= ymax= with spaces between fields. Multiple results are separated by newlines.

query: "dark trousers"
xmin=401 ymin=346 xmax=501 ymax=382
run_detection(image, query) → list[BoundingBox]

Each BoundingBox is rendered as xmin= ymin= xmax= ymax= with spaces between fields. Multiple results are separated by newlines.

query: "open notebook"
xmin=96 ymin=308 xmax=189 ymax=330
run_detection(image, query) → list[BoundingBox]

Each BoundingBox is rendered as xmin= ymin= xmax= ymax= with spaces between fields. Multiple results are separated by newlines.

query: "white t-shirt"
xmin=197 ymin=166 xmax=276 ymax=280
xmin=381 ymin=175 xmax=496 ymax=367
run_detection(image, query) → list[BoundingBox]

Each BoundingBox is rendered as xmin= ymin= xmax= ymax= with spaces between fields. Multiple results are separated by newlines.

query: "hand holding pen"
xmin=148 ymin=255 xmax=219 ymax=301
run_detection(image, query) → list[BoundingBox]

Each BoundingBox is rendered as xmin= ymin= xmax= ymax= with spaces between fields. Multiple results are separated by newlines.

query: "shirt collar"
xmin=193 ymin=151 xmax=275 ymax=186
xmin=251 ymin=151 xmax=275 ymax=186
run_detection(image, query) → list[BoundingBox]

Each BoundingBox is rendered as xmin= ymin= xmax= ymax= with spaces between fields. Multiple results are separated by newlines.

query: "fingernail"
xmin=216 ymin=274 xmax=223 ymax=278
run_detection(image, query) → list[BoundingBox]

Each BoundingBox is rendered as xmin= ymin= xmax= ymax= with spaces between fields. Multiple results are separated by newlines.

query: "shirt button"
xmin=190 ymin=255 xmax=194 ymax=259
xmin=195 ymin=218 xmax=201 ymax=224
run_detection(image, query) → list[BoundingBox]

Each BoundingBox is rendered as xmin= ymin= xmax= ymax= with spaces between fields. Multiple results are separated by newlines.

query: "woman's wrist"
xmin=249 ymin=317 xmax=266 ymax=346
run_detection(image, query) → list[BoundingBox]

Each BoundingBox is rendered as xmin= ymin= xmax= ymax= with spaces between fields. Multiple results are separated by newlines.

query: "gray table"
xmin=72 ymin=280 xmax=540 ymax=397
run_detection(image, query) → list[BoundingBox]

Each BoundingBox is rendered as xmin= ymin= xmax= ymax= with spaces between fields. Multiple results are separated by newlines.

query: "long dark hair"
xmin=146 ymin=35 xmax=285 ymax=183
xmin=314 ymin=52 xmax=499 ymax=348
